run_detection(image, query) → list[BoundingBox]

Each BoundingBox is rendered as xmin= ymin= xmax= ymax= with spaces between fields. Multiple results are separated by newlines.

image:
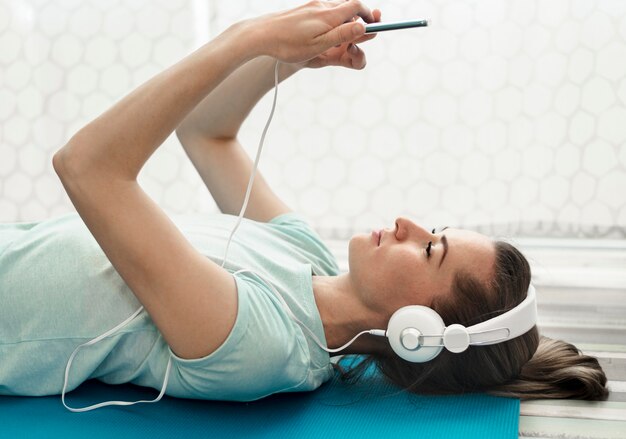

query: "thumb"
xmin=322 ymin=21 xmax=365 ymax=49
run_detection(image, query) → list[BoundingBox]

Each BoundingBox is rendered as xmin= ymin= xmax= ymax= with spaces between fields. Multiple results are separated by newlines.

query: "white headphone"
xmin=378 ymin=284 xmax=537 ymax=363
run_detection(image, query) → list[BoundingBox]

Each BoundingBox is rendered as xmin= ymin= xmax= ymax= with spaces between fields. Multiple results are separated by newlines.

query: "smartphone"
xmin=364 ymin=20 xmax=429 ymax=34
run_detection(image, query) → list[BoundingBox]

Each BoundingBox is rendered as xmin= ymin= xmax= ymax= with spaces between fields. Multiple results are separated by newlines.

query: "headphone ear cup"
xmin=387 ymin=305 xmax=445 ymax=363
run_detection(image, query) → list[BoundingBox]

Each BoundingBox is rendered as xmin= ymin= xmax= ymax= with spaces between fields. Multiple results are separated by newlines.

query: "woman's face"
xmin=348 ymin=217 xmax=497 ymax=319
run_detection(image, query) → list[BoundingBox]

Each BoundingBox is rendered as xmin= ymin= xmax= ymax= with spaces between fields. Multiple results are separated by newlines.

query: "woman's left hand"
xmin=303 ymin=8 xmax=381 ymax=70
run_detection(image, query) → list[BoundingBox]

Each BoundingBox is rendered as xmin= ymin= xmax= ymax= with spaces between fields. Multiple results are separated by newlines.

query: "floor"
xmin=323 ymin=237 xmax=626 ymax=439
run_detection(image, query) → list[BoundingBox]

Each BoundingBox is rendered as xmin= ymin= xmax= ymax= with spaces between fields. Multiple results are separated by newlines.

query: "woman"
xmin=0 ymin=1 xmax=608 ymax=405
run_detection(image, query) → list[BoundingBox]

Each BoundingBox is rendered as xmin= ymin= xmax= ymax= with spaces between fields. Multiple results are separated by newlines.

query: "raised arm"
xmin=53 ymin=0 xmax=376 ymax=360
xmin=176 ymin=9 xmax=380 ymax=222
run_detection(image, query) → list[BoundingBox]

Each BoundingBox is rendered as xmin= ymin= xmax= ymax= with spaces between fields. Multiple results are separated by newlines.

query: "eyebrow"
xmin=438 ymin=226 xmax=449 ymax=268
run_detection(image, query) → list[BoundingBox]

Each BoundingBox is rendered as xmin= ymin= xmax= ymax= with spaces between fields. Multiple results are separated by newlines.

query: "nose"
xmin=394 ymin=217 xmax=433 ymax=242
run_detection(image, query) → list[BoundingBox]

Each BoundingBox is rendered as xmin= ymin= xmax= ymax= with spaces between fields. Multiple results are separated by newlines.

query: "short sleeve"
xmin=268 ymin=212 xmax=339 ymax=276
xmin=165 ymin=271 xmax=310 ymax=402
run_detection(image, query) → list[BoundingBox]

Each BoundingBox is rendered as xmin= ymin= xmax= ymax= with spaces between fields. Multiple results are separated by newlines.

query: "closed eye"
xmin=426 ymin=241 xmax=432 ymax=257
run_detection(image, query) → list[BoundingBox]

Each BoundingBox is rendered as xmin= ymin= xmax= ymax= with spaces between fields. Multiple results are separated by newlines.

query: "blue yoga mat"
xmin=1 ymin=369 xmax=519 ymax=438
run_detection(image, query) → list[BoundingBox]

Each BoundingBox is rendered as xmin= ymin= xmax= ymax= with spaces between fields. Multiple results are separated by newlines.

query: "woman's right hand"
xmin=250 ymin=0 xmax=377 ymax=64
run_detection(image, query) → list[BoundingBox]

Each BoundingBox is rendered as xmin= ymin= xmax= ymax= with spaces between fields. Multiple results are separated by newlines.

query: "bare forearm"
xmin=177 ymin=56 xmax=302 ymax=140
xmin=56 ymin=21 xmax=258 ymax=180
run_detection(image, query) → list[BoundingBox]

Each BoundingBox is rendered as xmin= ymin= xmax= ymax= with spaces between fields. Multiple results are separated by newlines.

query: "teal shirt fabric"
xmin=0 ymin=211 xmax=339 ymax=402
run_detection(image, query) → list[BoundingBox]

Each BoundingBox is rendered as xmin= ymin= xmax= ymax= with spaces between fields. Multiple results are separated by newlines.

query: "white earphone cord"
xmin=62 ymin=61 xmax=376 ymax=412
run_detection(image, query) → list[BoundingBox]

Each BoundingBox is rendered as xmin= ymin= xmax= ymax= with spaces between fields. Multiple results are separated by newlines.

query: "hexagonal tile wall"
xmin=0 ymin=0 xmax=624 ymax=240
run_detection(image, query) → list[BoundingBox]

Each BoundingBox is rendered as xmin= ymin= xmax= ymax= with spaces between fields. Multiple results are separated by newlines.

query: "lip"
xmin=372 ymin=229 xmax=382 ymax=246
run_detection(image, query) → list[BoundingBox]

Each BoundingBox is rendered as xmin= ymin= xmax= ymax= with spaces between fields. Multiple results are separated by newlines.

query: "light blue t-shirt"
xmin=0 ymin=211 xmax=339 ymax=402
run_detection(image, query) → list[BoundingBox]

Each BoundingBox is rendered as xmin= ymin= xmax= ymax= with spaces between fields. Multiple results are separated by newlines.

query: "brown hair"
xmin=335 ymin=241 xmax=609 ymax=401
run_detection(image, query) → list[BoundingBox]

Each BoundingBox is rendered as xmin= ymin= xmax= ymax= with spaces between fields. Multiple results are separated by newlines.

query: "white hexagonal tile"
xmin=523 ymin=24 xmax=551 ymax=57
xmin=405 ymin=62 xmax=439 ymax=96
xmin=23 ymin=33 xmax=50 ymax=65
xmin=619 ymin=78 xmax=626 ymax=105
xmin=443 ymin=186 xmax=475 ymax=215
xmin=523 ymin=145 xmax=553 ymax=178
xmin=33 ymin=118 xmax=64 ymax=148
xmin=510 ymin=176 xmax=538 ymax=207
xmin=332 ymin=69 xmax=366 ymax=97
xmin=120 ymin=33 xmax=151 ymax=67
xmin=598 ymin=107 xmax=626 ymax=144
xmin=48 ymin=90 xmax=81 ymax=123
xmin=407 ymin=182 xmax=441 ymax=217
xmin=475 ymin=0 xmax=507 ymax=27
xmin=0 ymin=200 xmax=18 ymax=222
xmin=315 ymin=156 xmax=346 ymax=190
xmin=296 ymin=126 xmax=330 ymax=160
xmin=441 ymin=124 xmax=474 ymax=158
xmin=137 ymin=7 xmax=169 ymax=39
xmin=540 ymin=175 xmax=570 ymax=208
xmin=85 ymin=36 xmax=117 ymax=69
xmin=618 ymin=205 xmax=626 ymax=228
xmin=0 ymin=144 xmax=17 ymax=176
xmin=581 ymin=11 xmax=615 ymax=51
xmin=508 ymin=117 xmax=534 ymax=149
xmin=103 ymin=7 xmax=134 ymax=40
xmin=493 ymin=149 xmax=522 ymax=182
xmin=459 ymin=153 xmax=491 ymax=187
xmin=388 ymin=157 xmax=421 ymax=189
xmin=536 ymin=112 xmax=567 ymax=147
xmin=16 ymin=86 xmax=44 ymax=119
xmin=39 ymin=3 xmax=68 ymax=37
xmin=4 ymin=116 xmax=29 ymax=145
xmin=332 ymin=124 xmax=366 ymax=160
xmin=491 ymin=22 xmax=523 ymax=58
xmin=34 ymin=173 xmax=62 ymax=208
xmin=477 ymin=180 xmax=508 ymax=210
xmin=4 ymin=60 xmax=31 ymax=91
xmin=0 ymin=89 xmax=16 ymax=120
xmin=67 ymin=65 xmax=98 ymax=96
xmin=568 ymin=48 xmax=594 ymax=84
xmin=582 ymin=139 xmax=616 ymax=176
xmin=460 ymin=90 xmax=493 ymax=126
xmin=554 ymin=143 xmax=581 ymax=176
xmin=282 ymin=156 xmax=314 ymax=191
xmin=621 ymin=14 xmax=626 ymax=41
xmin=368 ymin=63 xmax=402 ymax=98
xmin=18 ymin=145 xmax=47 ymax=177
xmin=388 ymin=34 xmax=424 ymax=68
xmin=300 ymin=187 xmax=330 ymax=217
xmin=580 ymin=200 xmax=613 ymax=226
xmin=523 ymin=84 xmax=552 ymax=117
xmin=459 ymin=27 xmax=490 ymax=62
xmin=368 ymin=125 xmax=402 ymax=159
xmin=556 ymin=21 xmax=581 ymax=53
xmin=441 ymin=60 xmax=474 ymax=96
xmin=0 ymin=2 xmax=9 ymax=33
xmin=4 ymin=172 xmax=33 ymax=203
xmin=154 ymin=35 xmax=186 ymax=68
xmin=535 ymin=53 xmax=567 ymax=86
xmin=100 ymin=64 xmax=131 ymax=98
xmin=81 ymin=92 xmax=112 ymax=119
xmin=69 ymin=4 xmax=102 ymax=38
xmin=33 ymin=61 xmax=63 ymax=94
xmin=597 ymin=171 xmax=626 ymax=209
xmin=477 ymin=55 xmax=507 ymax=91
xmin=423 ymin=29 xmax=458 ymax=63
xmin=619 ymin=140 xmax=626 ymax=167
xmin=476 ymin=120 xmax=506 ymax=154
xmin=596 ymin=41 xmax=626 ymax=81
xmin=348 ymin=156 xmax=385 ymax=191
xmin=554 ymin=83 xmax=580 ymax=116
xmin=371 ymin=184 xmax=406 ymax=217
xmin=423 ymin=151 xmax=459 ymax=184
xmin=404 ymin=123 xmax=439 ymax=159
xmin=423 ymin=93 xmax=458 ymax=128
xmin=537 ymin=0 xmax=569 ymax=26
xmin=495 ymin=87 xmax=523 ymax=121
xmin=332 ymin=186 xmax=367 ymax=216
xmin=350 ymin=94 xmax=384 ymax=127
xmin=51 ymin=34 xmax=84 ymax=68
xmin=581 ymin=77 xmax=615 ymax=113
xmin=568 ymin=111 xmax=595 ymax=145
xmin=442 ymin=1 xmax=473 ymax=33
xmin=317 ymin=94 xmax=348 ymax=129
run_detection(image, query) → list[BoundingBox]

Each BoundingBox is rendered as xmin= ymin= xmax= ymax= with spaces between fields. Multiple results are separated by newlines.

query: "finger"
xmin=322 ymin=20 xmax=365 ymax=47
xmin=333 ymin=0 xmax=375 ymax=24
xmin=347 ymin=44 xmax=366 ymax=69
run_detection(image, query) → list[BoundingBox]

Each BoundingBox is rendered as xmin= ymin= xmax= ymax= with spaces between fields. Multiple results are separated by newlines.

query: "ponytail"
xmin=487 ymin=336 xmax=609 ymax=400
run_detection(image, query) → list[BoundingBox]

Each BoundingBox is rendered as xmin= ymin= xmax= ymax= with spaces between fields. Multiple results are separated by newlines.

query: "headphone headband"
xmin=385 ymin=284 xmax=538 ymax=363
